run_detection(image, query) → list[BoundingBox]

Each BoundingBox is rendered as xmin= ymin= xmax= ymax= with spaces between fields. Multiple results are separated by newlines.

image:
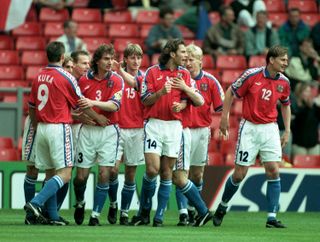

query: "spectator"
xmin=230 ymin=0 xmax=266 ymax=28
xmin=278 ymin=8 xmax=310 ymax=57
xmin=145 ymin=7 xmax=182 ymax=56
xmin=203 ymin=6 xmax=244 ymax=57
xmin=285 ymin=38 xmax=320 ymax=90
xmin=33 ymin=0 xmax=74 ymax=15
xmin=311 ymin=21 xmax=320 ymax=55
xmin=291 ymin=83 xmax=320 ymax=157
xmin=56 ymin=20 xmax=87 ymax=55
xmin=245 ymin=10 xmax=279 ymax=57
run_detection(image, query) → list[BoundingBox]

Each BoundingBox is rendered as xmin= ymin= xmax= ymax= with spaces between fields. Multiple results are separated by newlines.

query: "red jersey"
xmin=141 ymin=64 xmax=191 ymax=121
xmin=118 ymin=70 xmax=144 ymax=129
xmin=231 ymin=67 xmax=290 ymax=124
xmin=29 ymin=64 xmax=82 ymax=123
xmin=78 ymin=70 xmax=124 ymax=125
xmin=190 ymin=70 xmax=224 ymax=128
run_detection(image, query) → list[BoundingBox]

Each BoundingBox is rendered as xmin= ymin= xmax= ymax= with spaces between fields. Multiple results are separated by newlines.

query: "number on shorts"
xmin=239 ymin=151 xmax=249 ymax=162
xmin=37 ymin=84 xmax=49 ymax=111
xmin=77 ymin=152 xmax=83 ymax=163
xmin=146 ymin=139 xmax=157 ymax=149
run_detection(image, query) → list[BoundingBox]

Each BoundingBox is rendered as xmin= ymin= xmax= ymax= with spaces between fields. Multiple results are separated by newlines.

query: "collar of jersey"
xmin=263 ymin=67 xmax=280 ymax=80
xmin=47 ymin=64 xmax=62 ymax=68
xmin=87 ymin=70 xmax=113 ymax=80
xmin=194 ymin=70 xmax=204 ymax=80
xmin=159 ymin=64 xmax=182 ymax=71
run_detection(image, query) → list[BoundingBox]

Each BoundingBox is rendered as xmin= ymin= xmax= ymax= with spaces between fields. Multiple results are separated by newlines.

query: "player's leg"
xmin=107 ymin=160 xmax=120 ymax=224
xmin=24 ymin=165 xmax=38 ymax=224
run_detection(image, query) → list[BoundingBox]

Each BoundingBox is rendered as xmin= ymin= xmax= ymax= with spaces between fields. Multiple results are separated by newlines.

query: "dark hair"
xmin=158 ymin=39 xmax=185 ymax=65
xmin=266 ymin=45 xmax=288 ymax=64
xmin=46 ymin=41 xmax=65 ymax=63
xmin=159 ymin=6 xmax=174 ymax=19
xmin=219 ymin=5 xmax=233 ymax=17
xmin=288 ymin=8 xmax=300 ymax=14
xmin=63 ymin=20 xmax=75 ymax=29
xmin=90 ymin=44 xmax=115 ymax=74
xmin=71 ymin=50 xmax=90 ymax=63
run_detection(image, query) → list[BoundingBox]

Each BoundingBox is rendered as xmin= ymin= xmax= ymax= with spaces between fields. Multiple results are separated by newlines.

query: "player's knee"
xmin=109 ymin=167 xmax=119 ymax=179
xmin=146 ymin=166 xmax=159 ymax=178
xmin=172 ymin=173 xmax=186 ymax=188
xmin=26 ymin=165 xmax=39 ymax=178
xmin=232 ymin=173 xmax=245 ymax=183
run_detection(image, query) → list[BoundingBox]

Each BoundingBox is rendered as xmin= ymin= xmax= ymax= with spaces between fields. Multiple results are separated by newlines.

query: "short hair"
xmin=63 ymin=20 xmax=75 ymax=29
xmin=71 ymin=50 xmax=90 ymax=63
xmin=186 ymin=44 xmax=203 ymax=61
xmin=123 ymin=43 xmax=143 ymax=58
xmin=46 ymin=41 xmax=65 ymax=63
xmin=62 ymin=55 xmax=73 ymax=67
xmin=158 ymin=39 xmax=185 ymax=65
xmin=219 ymin=5 xmax=233 ymax=17
xmin=90 ymin=44 xmax=115 ymax=74
xmin=266 ymin=45 xmax=288 ymax=64
xmin=256 ymin=10 xmax=268 ymax=17
xmin=159 ymin=6 xmax=174 ymax=19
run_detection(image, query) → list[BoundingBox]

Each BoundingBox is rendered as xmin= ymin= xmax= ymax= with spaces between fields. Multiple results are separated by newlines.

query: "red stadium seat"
xmin=39 ymin=8 xmax=69 ymax=22
xmin=221 ymin=69 xmax=243 ymax=87
xmin=140 ymin=24 xmax=153 ymax=38
xmin=225 ymin=153 xmax=235 ymax=166
xmin=72 ymin=8 xmax=102 ymax=22
xmin=264 ymin=0 xmax=286 ymax=13
xmin=104 ymin=10 xmax=132 ymax=23
xmin=140 ymin=55 xmax=150 ymax=68
xmin=44 ymin=22 xmax=64 ymax=37
xmin=208 ymin=140 xmax=219 ymax=152
xmin=0 ymin=66 xmax=24 ymax=80
xmin=111 ymin=0 xmax=128 ymax=10
xmin=0 ymin=148 xmax=19 ymax=161
xmin=83 ymin=37 xmax=111 ymax=52
xmin=26 ymin=5 xmax=38 ymax=22
xmin=0 ymin=50 xmax=19 ymax=65
xmin=0 ymin=81 xmax=28 ymax=88
xmin=12 ymin=22 xmax=42 ymax=36
xmin=73 ymin=0 xmax=89 ymax=8
xmin=288 ymin=0 xmax=318 ymax=13
xmin=109 ymin=24 xmax=139 ymax=38
xmin=0 ymin=137 xmax=14 ymax=149
xmin=231 ymin=100 xmax=243 ymax=117
xmin=184 ymin=39 xmax=203 ymax=47
xmin=208 ymin=152 xmax=224 ymax=166
xmin=248 ymin=55 xmax=266 ymax=68
xmin=16 ymin=36 xmax=46 ymax=51
xmin=220 ymin=140 xmax=237 ymax=157
xmin=208 ymin=11 xmax=220 ymax=24
xmin=113 ymin=38 xmax=144 ymax=53
xmin=210 ymin=115 xmax=221 ymax=132
xmin=301 ymin=14 xmax=320 ymax=27
xmin=216 ymin=55 xmax=247 ymax=70
xmin=26 ymin=66 xmax=43 ymax=81
xmin=77 ymin=23 xmax=107 ymax=37
xmin=136 ymin=10 xmax=159 ymax=24
xmin=205 ymin=69 xmax=221 ymax=81
xmin=151 ymin=53 xmax=160 ymax=65
xmin=178 ymin=25 xmax=195 ymax=39
xmin=0 ymin=35 xmax=14 ymax=50
xmin=202 ymin=54 xmax=215 ymax=69
xmin=269 ymin=13 xmax=287 ymax=28
xmin=293 ymin=155 xmax=320 ymax=168
xmin=21 ymin=51 xmax=47 ymax=66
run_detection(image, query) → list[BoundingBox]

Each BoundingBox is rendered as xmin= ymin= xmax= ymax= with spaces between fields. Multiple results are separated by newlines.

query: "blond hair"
xmin=186 ymin=44 xmax=203 ymax=61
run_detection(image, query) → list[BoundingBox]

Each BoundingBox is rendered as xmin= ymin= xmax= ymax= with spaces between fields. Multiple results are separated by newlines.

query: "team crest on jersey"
xmin=107 ymin=80 xmax=114 ymax=88
xmin=277 ymin=85 xmax=284 ymax=93
xmin=200 ymin=83 xmax=208 ymax=91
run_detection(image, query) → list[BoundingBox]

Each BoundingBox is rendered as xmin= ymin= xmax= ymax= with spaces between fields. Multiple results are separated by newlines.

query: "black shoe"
xmin=193 ymin=211 xmax=213 ymax=227
xmin=130 ymin=209 xmax=150 ymax=226
xmin=266 ymin=219 xmax=286 ymax=228
xmin=153 ymin=218 xmax=163 ymax=227
xmin=107 ymin=205 xmax=118 ymax=224
xmin=24 ymin=202 xmax=48 ymax=224
xmin=25 ymin=214 xmax=38 ymax=225
xmin=213 ymin=205 xmax=227 ymax=227
xmin=74 ymin=202 xmax=85 ymax=225
xmin=188 ymin=209 xmax=196 ymax=225
xmin=120 ymin=216 xmax=129 ymax=225
xmin=177 ymin=213 xmax=189 ymax=226
xmin=88 ymin=216 xmax=101 ymax=226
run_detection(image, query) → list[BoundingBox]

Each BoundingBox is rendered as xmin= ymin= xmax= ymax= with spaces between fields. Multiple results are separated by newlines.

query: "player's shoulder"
xmin=203 ymin=70 xmax=220 ymax=83
xmin=111 ymin=71 xmax=124 ymax=82
xmin=241 ymin=67 xmax=264 ymax=78
xmin=53 ymin=66 xmax=78 ymax=86
xmin=278 ymin=72 xmax=290 ymax=85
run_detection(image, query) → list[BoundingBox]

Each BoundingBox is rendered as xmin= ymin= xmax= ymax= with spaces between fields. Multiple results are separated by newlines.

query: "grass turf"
xmin=0 ymin=209 xmax=319 ymax=242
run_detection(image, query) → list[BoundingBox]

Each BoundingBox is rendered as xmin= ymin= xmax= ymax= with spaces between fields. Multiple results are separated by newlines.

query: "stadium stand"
xmin=72 ymin=8 xmax=102 ymax=22
xmin=293 ymin=155 xmax=320 ymax=168
xmin=0 ymin=137 xmax=14 ymax=149
xmin=208 ymin=152 xmax=224 ymax=166
xmin=39 ymin=8 xmax=69 ymax=22
xmin=0 ymin=148 xmax=19 ymax=161
xmin=0 ymin=50 xmax=20 ymax=65
xmin=104 ymin=10 xmax=132 ymax=23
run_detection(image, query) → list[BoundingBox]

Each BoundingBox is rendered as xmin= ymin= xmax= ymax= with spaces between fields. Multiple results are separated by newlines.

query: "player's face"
xmin=173 ymin=44 xmax=188 ymax=67
xmin=73 ymin=54 xmax=90 ymax=78
xmin=63 ymin=60 xmax=74 ymax=73
xmin=186 ymin=55 xmax=201 ymax=75
xmin=271 ymin=54 xmax=288 ymax=73
xmin=97 ymin=53 xmax=114 ymax=72
xmin=125 ymin=54 xmax=142 ymax=72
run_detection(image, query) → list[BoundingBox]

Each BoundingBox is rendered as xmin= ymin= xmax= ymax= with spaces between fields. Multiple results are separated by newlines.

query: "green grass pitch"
xmin=0 ymin=209 xmax=319 ymax=242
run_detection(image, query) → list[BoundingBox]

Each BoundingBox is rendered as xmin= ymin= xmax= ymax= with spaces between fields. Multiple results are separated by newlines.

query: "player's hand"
xmin=172 ymin=101 xmax=186 ymax=112
xmin=160 ymin=80 xmax=172 ymax=95
xmin=171 ymin=77 xmax=187 ymax=91
xmin=78 ymin=113 xmax=96 ymax=125
xmin=96 ymin=114 xmax=109 ymax=126
xmin=78 ymin=98 xmax=93 ymax=109
xmin=280 ymin=130 xmax=290 ymax=148
xmin=219 ymin=117 xmax=229 ymax=140
xmin=112 ymin=60 xmax=123 ymax=72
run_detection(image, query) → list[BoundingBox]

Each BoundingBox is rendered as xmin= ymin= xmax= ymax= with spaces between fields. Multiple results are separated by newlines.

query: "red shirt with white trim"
xmin=78 ymin=70 xmax=124 ymax=125
xmin=231 ymin=67 xmax=290 ymax=124
xmin=29 ymin=64 xmax=82 ymax=123
xmin=141 ymin=64 xmax=191 ymax=121
xmin=190 ymin=70 xmax=224 ymax=128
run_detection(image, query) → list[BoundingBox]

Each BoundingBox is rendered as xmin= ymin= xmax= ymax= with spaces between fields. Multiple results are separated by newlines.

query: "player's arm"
xmin=172 ymin=100 xmax=187 ymax=113
xmin=142 ymin=81 xmax=171 ymax=106
xmin=171 ymin=77 xmax=204 ymax=107
xmin=71 ymin=109 xmax=96 ymax=125
xmin=113 ymin=60 xmax=137 ymax=88
xmin=219 ymin=87 xmax=234 ymax=138
xmin=28 ymin=106 xmax=37 ymax=130
xmin=280 ymin=104 xmax=291 ymax=148
xmin=78 ymin=98 xmax=119 ymax=112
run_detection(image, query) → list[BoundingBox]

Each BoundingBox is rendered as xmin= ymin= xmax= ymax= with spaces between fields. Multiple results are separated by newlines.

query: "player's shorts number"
xmin=77 ymin=152 xmax=83 ymax=163
xmin=37 ymin=84 xmax=49 ymax=111
xmin=146 ymin=139 xmax=157 ymax=149
xmin=239 ymin=151 xmax=249 ymax=162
